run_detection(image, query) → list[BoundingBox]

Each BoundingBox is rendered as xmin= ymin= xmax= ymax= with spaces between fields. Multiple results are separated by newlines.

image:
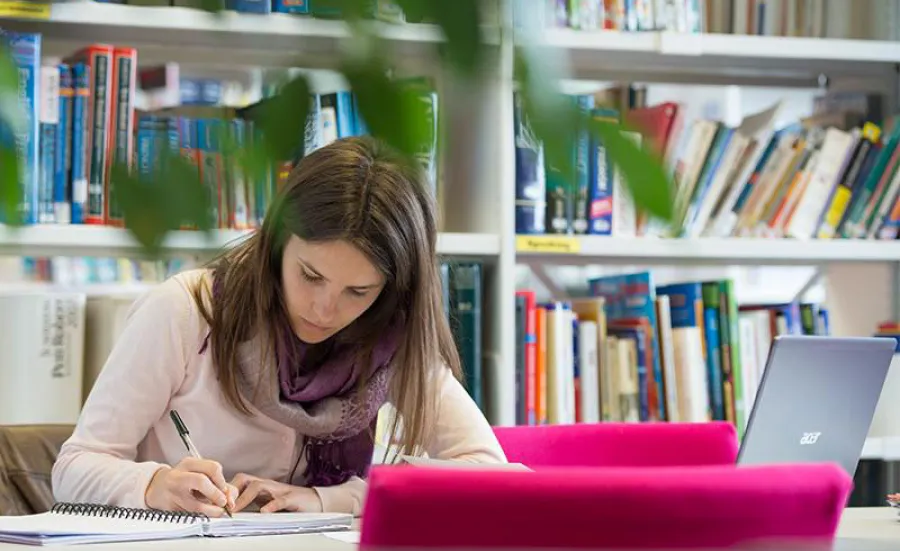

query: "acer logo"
xmin=800 ymin=432 xmax=821 ymax=445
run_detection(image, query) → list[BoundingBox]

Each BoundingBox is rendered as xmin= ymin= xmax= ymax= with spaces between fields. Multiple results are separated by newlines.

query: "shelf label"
xmin=657 ymin=31 xmax=703 ymax=56
xmin=516 ymin=235 xmax=580 ymax=254
xmin=0 ymin=1 xmax=51 ymax=19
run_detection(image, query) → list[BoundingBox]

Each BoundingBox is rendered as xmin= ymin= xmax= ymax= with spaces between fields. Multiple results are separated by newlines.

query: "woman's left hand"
xmin=230 ymin=473 xmax=324 ymax=513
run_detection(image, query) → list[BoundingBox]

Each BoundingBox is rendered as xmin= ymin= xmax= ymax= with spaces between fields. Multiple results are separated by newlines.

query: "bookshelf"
xmin=516 ymin=236 xmax=900 ymax=266
xmin=540 ymin=29 xmax=900 ymax=86
xmin=0 ymin=225 xmax=501 ymax=259
xmin=0 ymin=1 xmax=898 ymax=443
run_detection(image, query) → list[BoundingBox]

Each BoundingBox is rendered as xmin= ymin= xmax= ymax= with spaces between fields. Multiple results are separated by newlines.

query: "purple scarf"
xmin=205 ymin=272 xmax=401 ymax=488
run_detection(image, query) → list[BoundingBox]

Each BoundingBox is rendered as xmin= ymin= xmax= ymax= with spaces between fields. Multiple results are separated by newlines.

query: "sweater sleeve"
xmin=422 ymin=367 xmax=507 ymax=463
xmin=311 ymin=368 xmax=506 ymax=515
xmin=51 ymin=276 xmax=200 ymax=509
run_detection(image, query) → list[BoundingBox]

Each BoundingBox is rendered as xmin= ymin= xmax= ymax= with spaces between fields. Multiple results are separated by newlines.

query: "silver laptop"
xmin=737 ymin=335 xmax=896 ymax=476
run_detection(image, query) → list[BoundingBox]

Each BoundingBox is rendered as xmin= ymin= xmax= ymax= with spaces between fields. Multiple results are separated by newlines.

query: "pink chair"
xmin=492 ymin=422 xmax=739 ymax=468
xmin=360 ymin=462 xmax=851 ymax=549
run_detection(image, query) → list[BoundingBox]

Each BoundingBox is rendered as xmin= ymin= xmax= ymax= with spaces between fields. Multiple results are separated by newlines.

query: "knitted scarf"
xmin=204 ymin=272 xmax=401 ymax=487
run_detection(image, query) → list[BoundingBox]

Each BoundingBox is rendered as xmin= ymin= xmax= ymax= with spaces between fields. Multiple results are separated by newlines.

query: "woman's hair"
xmin=191 ymin=135 xmax=462 ymax=456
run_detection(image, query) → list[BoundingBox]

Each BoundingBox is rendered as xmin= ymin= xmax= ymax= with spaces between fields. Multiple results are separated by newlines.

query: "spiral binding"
xmin=50 ymin=503 xmax=208 ymax=524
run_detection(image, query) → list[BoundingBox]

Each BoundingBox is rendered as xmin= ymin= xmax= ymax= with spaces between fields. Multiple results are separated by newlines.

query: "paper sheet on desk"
xmin=324 ymin=531 xmax=361 ymax=543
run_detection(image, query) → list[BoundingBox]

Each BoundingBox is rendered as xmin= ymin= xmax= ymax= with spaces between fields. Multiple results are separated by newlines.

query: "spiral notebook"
xmin=0 ymin=503 xmax=353 ymax=546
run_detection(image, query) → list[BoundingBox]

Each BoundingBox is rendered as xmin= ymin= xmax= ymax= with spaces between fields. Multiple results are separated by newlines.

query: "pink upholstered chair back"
xmin=492 ymin=422 xmax=739 ymax=468
xmin=360 ymin=462 xmax=851 ymax=549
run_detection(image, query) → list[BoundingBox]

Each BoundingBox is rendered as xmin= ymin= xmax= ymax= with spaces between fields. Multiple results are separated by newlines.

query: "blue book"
xmin=226 ymin=0 xmax=270 ymax=13
xmin=587 ymin=107 xmax=619 ymax=235
xmin=55 ymin=64 xmax=73 ymax=224
xmin=38 ymin=66 xmax=58 ymax=224
xmin=513 ymin=91 xmax=546 ymax=234
xmin=69 ymin=63 xmax=90 ymax=224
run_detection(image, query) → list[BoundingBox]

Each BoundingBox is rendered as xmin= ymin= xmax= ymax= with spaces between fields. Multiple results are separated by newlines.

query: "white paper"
xmin=324 ymin=531 xmax=361 ymax=543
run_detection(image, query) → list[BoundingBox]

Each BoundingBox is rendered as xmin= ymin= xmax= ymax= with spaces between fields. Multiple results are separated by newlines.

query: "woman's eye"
xmin=348 ymin=289 xmax=367 ymax=298
xmin=300 ymin=271 xmax=322 ymax=283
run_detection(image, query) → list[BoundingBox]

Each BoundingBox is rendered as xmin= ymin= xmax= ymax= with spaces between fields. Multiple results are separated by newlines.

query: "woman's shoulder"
xmin=128 ymin=268 xmax=213 ymax=327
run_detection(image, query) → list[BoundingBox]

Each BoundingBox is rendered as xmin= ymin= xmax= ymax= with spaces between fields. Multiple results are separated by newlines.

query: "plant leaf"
xmin=587 ymin=116 xmax=674 ymax=221
xmin=515 ymin=48 xmax=674 ymax=223
xmin=341 ymin=49 xmax=431 ymax=161
xmin=109 ymin=162 xmax=170 ymax=256
xmin=395 ymin=0 xmax=483 ymax=75
xmin=0 ymin=45 xmax=23 ymax=225
xmin=111 ymin=148 xmax=214 ymax=256
xmin=198 ymin=0 xmax=226 ymax=11
xmin=253 ymin=75 xmax=310 ymax=163
xmin=0 ymin=144 xmax=21 ymax=225
xmin=514 ymin=49 xmax=579 ymax=192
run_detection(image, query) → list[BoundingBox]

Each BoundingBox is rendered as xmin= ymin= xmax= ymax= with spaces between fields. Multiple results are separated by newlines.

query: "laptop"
xmin=736 ymin=335 xmax=896 ymax=477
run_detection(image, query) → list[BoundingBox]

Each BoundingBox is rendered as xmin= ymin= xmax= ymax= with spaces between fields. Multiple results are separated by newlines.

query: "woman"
xmin=52 ymin=136 xmax=506 ymax=517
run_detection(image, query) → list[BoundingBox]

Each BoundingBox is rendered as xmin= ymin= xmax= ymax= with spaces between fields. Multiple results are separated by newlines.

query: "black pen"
xmin=169 ymin=410 xmax=233 ymax=518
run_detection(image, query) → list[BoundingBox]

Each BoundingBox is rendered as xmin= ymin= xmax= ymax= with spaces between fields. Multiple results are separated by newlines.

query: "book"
xmin=0 ymin=503 xmax=353 ymax=546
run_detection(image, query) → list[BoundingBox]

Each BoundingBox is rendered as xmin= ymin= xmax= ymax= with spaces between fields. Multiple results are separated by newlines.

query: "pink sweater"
xmin=51 ymin=269 xmax=506 ymax=515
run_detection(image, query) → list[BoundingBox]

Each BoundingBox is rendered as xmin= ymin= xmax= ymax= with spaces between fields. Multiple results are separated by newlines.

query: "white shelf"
xmin=516 ymin=236 xmax=900 ymax=266
xmin=862 ymin=437 xmax=900 ymax=462
xmin=0 ymin=2 xmax=461 ymax=69
xmin=539 ymin=29 xmax=900 ymax=85
xmin=0 ymin=225 xmax=501 ymax=259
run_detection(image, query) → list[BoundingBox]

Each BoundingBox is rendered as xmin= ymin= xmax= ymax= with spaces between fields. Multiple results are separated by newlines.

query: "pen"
xmin=169 ymin=410 xmax=233 ymax=518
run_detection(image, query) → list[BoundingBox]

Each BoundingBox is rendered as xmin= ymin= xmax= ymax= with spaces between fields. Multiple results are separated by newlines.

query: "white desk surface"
xmin=0 ymin=508 xmax=896 ymax=550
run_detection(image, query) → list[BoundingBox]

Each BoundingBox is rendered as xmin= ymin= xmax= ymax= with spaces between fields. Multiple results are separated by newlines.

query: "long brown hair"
xmin=191 ymin=136 xmax=462 ymax=457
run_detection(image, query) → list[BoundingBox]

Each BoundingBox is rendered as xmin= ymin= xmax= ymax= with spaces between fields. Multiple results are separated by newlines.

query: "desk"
xmin=0 ymin=508 xmax=895 ymax=550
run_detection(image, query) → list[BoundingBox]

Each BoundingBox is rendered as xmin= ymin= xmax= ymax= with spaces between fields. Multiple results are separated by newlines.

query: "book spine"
xmin=513 ymin=91 xmax=547 ymax=235
xmin=72 ymin=45 xmax=114 ymax=225
xmin=69 ymin=63 xmax=90 ymax=224
xmin=273 ymin=0 xmax=311 ymax=12
xmin=38 ymin=65 xmax=59 ymax=224
xmin=450 ymin=263 xmax=483 ymax=410
xmin=106 ymin=47 xmax=136 ymax=226
xmin=226 ymin=0 xmax=271 ymax=12
xmin=55 ymin=64 xmax=73 ymax=224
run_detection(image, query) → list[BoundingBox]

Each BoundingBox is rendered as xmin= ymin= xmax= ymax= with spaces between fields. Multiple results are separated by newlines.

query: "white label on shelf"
xmin=657 ymin=32 xmax=703 ymax=56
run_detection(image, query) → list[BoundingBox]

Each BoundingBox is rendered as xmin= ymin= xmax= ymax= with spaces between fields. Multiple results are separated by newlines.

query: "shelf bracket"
xmin=522 ymin=261 xmax=569 ymax=300
xmin=793 ymin=268 xmax=823 ymax=303
xmin=892 ymin=261 xmax=900 ymax=322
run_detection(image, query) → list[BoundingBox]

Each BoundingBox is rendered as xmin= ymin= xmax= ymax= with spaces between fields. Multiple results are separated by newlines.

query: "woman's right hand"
xmin=144 ymin=457 xmax=237 ymax=517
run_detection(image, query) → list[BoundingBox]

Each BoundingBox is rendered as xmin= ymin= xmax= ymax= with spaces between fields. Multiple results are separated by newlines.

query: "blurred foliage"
xmin=0 ymin=0 xmax=674 ymax=251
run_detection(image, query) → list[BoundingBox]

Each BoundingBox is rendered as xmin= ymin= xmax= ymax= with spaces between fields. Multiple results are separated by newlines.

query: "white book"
xmin=655 ymin=295 xmax=679 ymax=422
xmin=0 ymin=293 xmax=85 ymax=425
xmin=577 ymin=320 xmax=600 ymax=424
xmin=83 ymin=293 xmax=139 ymax=403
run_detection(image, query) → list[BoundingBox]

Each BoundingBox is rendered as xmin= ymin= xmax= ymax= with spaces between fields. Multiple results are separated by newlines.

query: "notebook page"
xmin=204 ymin=512 xmax=353 ymax=537
xmin=0 ymin=512 xmax=202 ymax=539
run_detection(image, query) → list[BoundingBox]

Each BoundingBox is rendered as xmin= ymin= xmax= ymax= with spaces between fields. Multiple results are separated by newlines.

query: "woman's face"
xmin=281 ymin=235 xmax=386 ymax=343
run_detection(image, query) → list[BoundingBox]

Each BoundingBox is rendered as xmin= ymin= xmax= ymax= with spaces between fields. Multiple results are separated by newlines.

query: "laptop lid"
xmin=737 ymin=335 xmax=895 ymax=477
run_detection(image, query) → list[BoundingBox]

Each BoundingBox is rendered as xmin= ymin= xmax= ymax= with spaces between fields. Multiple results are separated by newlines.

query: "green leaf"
xmin=254 ymin=75 xmax=310 ymax=162
xmin=110 ymin=150 xmax=214 ymax=256
xmin=514 ymin=50 xmax=579 ymax=191
xmin=587 ymin=116 xmax=674 ymax=221
xmin=395 ymin=0 xmax=484 ymax=75
xmin=0 ymin=144 xmax=21 ymax=225
xmin=198 ymin=0 xmax=226 ymax=11
xmin=109 ymin=162 xmax=170 ymax=256
xmin=515 ymin=48 xmax=674 ymax=223
xmin=341 ymin=49 xmax=431 ymax=161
